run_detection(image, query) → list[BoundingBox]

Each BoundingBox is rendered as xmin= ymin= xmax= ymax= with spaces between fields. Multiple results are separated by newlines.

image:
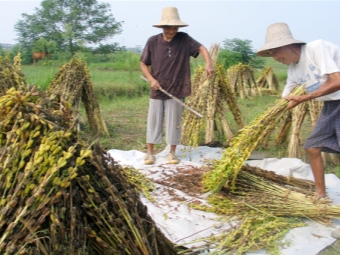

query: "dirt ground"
xmin=151 ymin=165 xmax=206 ymax=198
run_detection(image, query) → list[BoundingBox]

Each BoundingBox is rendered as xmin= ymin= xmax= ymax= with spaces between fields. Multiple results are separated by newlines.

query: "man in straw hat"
xmin=257 ymin=22 xmax=340 ymax=239
xmin=140 ymin=7 xmax=214 ymax=165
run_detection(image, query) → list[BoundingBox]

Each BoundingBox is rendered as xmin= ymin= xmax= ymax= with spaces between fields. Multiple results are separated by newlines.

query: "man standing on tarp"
xmin=140 ymin=6 xmax=214 ymax=165
xmin=256 ymin=22 xmax=340 ymax=239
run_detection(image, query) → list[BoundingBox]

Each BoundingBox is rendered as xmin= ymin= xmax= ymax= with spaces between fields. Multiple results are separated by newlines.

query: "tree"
xmin=92 ymin=43 xmax=125 ymax=55
xmin=14 ymin=0 xmax=123 ymax=55
xmin=33 ymin=38 xmax=57 ymax=54
xmin=218 ymin=38 xmax=265 ymax=69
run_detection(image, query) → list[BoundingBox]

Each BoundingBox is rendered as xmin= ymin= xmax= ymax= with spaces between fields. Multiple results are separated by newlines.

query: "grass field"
xmin=20 ymin=57 xmax=340 ymax=254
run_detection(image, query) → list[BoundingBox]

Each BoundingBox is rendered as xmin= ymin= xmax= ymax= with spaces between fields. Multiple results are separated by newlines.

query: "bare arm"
xmin=199 ymin=45 xmax=215 ymax=78
xmin=284 ymin=72 xmax=340 ymax=109
xmin=140 ymin=61 xmax=161 ymax=90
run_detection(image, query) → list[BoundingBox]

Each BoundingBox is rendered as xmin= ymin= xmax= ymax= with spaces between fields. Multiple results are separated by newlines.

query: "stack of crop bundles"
xmin=46 ymin=56 xmax=109 ymax=137
xmin=181 ymin=44 xmax=245 ymax=147
xmin=0 ymin=60 xmax=178 ymax=254
xmin=256 ymin=66 xmax=280 ymax=95
xmin=227 ymin=63 xmax=261 ymax=99
xmin=0 ymin=54 xmax=26 ymax=94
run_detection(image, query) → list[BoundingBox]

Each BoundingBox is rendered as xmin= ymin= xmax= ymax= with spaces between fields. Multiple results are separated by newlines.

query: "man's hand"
xmin=283 ymin=95 xmax=305 ymax=109
xmin=150 ymin=79 xmax=162 ymax=90
xmin=205 ymin=63 xmax=215 ymax=79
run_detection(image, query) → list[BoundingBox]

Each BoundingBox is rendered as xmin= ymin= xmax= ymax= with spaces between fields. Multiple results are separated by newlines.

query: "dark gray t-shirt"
xmin=140 ymin=32 xmax=201 ymax=99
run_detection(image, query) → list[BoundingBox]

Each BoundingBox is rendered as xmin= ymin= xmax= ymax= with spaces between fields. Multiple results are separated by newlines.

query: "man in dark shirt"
xmin=140 ymin=6 xmax=214 ymax=165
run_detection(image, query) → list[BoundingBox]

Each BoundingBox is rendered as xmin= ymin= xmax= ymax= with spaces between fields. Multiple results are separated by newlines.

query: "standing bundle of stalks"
xmin=308 ymin=99 xmax=323 ymax=125
xmin=205 ymin=65 xmax=220 ymax=143
xmin=227 ymin=63 xmax=261 ymax=99
xmin=46 ymin=56 xmax=109 ymax=136
xmin=203 ymin=85 xmax=306 ymax=193
xmin=181 ymin=66 xmax=209 ymax=147
xmin=288 ymin=102 xmax=308 ymax=158
xmin=181 ymin=44 xmax=245 ymax=147
xmin=0 ymin=53 xmax=26 ymax=95
xmin=256 ymin=66 xmax=280 ymax=92
xmin=0 ymin=86 xmax=178 ymax=255
xmin=218 ymin=66 xmax=245 ymax=130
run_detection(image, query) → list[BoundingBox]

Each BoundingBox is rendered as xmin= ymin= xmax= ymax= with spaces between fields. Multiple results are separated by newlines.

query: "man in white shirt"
xmin=257 ymin=22 xmax=340 ymax=239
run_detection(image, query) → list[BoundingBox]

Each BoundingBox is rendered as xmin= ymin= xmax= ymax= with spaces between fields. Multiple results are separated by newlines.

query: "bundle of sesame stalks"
xmin=203 ymin=85 xmax=306 ymax=193
xmin=181 ymin=44 xmax=245 ymax=147
xmin=287 ymin=102 xmax=308 ymax=158
xmin=0 ymin=53 xmax=26 ymax=94
xmin=256 ymin=66 xmax=280 ymax=93
xmin=227 ymin=63 xmax=261 ymax=99
xmin=46 ymin=56 xmax=109 ymax=137
xmin=0 ymin=86 xmax=177 ymax=255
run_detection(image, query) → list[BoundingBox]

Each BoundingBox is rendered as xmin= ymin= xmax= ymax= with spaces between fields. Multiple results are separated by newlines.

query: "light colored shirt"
xmin=282 ymin=39 xmax=340 ymax=101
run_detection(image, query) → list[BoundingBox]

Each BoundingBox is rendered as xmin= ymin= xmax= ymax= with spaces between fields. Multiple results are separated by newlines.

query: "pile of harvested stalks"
xmin=0 ymin=67 xmax=178 ymax=254
xmin=46 ymin=56 xmax=109 ymax=136
xmin=185 ymin=164 xmax=340 ymax=254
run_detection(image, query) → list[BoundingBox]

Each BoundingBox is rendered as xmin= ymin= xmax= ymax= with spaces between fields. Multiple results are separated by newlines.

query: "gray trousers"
xmin=146 ymin=98 xmax=184 ymax=145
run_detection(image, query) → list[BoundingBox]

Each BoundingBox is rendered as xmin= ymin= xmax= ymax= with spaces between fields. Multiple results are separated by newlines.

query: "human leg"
xmin=145 ymin=99 xmax=165 ymax=164
xmin=164 ymin=99 xmax=183 ymax=164
xmin=305 ymin=147 xmax=326 ymax=198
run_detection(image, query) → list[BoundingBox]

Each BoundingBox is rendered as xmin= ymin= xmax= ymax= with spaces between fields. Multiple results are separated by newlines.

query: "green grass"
xmin=21 ymin=64 xmax=59 ymax=90
xmin=89 ymin=69 xmax=149 ymax=99
xmin=81 ymin=95 xmax=150 ymax=151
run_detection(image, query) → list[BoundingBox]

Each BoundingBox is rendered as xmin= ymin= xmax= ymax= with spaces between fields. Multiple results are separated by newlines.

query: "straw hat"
xmin=256 ymin=22 xmax=305 ymax=57
xmin=153 ymin=7 xmax=188 ymax=28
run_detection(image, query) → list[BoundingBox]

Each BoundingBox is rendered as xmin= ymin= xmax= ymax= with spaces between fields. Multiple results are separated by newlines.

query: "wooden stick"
xmin=140 ymin=75 xmax=204 ymax=118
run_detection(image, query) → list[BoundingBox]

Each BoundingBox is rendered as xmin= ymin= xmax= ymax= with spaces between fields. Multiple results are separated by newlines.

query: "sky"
xmin=1 ymin=0 xmax=340 ymax=51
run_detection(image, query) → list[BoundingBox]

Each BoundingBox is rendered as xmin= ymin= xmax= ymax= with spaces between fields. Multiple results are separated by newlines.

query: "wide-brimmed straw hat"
xmin=256 ymin=22 xmax=306 ymax=57
xmin=153 ymin=7 xmax=188 ymax=28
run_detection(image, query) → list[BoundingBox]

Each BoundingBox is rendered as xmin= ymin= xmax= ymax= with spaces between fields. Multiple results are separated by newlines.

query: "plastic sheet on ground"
xmin=107 ymin=145 xmax=340 ymax=255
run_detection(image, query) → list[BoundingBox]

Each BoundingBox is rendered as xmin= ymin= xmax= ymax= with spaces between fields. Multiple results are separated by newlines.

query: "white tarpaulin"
xmin=107 ymin=145 xmax=340 ymax=255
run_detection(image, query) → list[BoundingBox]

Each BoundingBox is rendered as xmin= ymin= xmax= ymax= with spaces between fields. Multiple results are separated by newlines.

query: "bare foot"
xmin=316 ymin=189 xmax=326 ymax=199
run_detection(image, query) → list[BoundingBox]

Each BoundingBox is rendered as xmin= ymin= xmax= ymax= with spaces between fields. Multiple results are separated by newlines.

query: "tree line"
xmin=1 ymin=0 xmax=265 ymax=69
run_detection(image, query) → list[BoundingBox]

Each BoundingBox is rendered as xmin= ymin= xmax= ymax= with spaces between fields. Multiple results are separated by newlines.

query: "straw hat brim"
xmin=257 ymin=39 xmax=306 ymax=57
xmin=153 ymin=21 xmax=188 ymax=28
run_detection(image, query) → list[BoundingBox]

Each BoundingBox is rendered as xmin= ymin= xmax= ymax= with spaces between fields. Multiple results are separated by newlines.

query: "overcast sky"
xmin=1 ymin=0 xmax=340 ymax=51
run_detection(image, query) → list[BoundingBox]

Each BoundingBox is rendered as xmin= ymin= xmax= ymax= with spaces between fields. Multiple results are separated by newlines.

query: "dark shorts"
xmin=304 ymin=100 xmax=340 ymax=154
